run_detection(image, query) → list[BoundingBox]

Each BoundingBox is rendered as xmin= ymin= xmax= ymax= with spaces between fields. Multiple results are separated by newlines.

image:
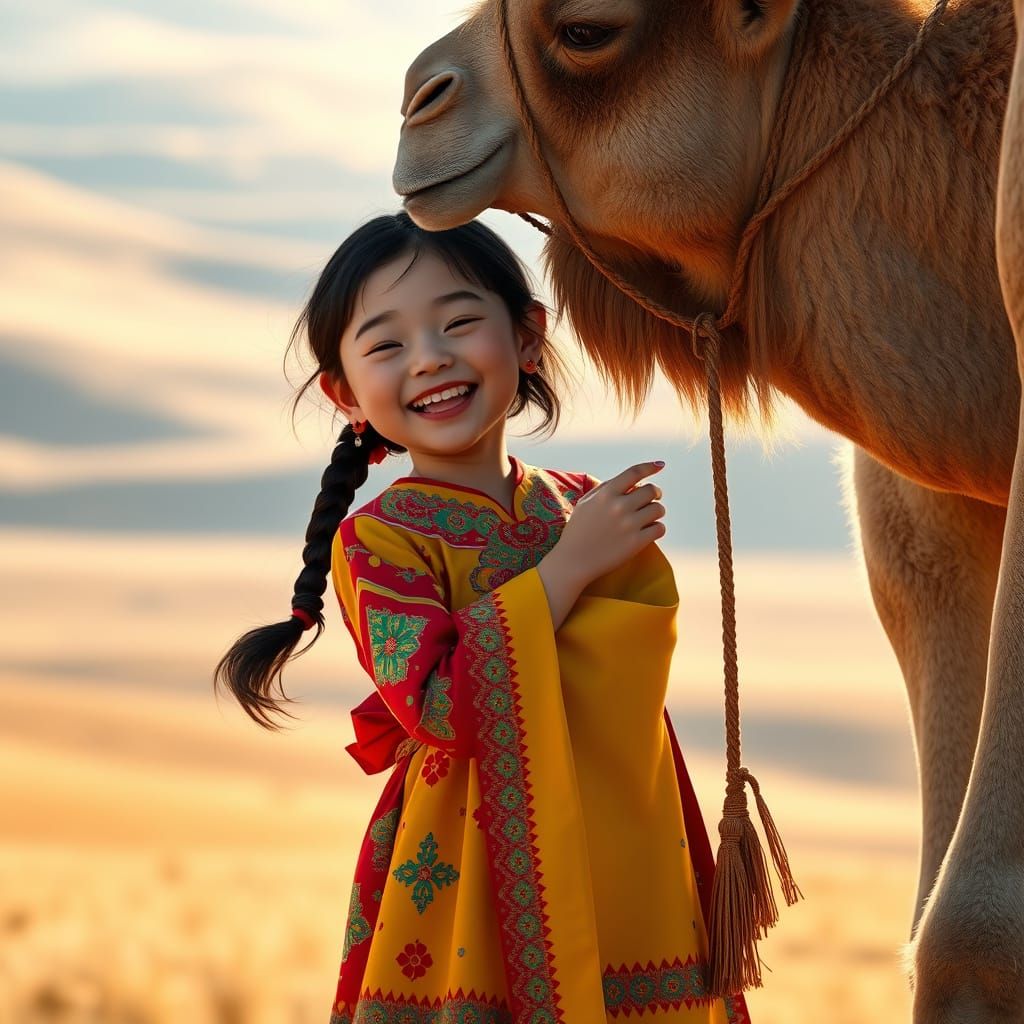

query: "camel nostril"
xmin=404 ymin=71 xmax=460 ymax=125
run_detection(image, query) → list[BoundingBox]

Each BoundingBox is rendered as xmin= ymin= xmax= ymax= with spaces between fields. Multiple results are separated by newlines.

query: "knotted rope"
xmin=498 ymin=0 xmax=949 ymax=996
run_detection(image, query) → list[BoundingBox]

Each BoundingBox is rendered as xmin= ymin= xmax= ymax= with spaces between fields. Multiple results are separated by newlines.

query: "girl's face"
xmin=320 ymin=248 xmax=544 ymax=470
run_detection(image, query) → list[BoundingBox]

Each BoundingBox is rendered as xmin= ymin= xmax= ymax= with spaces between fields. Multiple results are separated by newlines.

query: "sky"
xmin=0 ymin=0 xmax=854 ymax=551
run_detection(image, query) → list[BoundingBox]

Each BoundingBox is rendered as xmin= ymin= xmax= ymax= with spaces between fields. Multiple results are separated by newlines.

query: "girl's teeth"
xmin=413 ymin=385 xmax=472 ymax=409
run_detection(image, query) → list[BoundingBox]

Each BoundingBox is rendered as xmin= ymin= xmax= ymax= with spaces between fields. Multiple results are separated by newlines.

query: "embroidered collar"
xmin=389 ymin=454 xmax=532 ymax=522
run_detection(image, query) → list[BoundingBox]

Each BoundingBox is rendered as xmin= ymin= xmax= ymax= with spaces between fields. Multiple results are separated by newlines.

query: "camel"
xmin=390 ymin=0 xmax=1024 ymax=1018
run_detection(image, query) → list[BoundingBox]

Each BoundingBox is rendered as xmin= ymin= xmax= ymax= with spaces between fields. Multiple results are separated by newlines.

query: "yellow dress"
xmin=328 ymin=455 xmax=749 ymax=1024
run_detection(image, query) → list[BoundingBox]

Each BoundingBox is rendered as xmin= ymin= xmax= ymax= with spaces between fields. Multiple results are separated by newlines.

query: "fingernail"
xmin=653 ymin=460 xmax=665 ymax=467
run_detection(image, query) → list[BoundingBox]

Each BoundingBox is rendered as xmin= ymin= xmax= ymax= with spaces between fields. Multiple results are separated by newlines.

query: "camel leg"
xmin=849 ymin=446 xmax=1005 ymax=926
xmin=907 ymin=10 xmax=1024 ymax=1021
xmin=908 ymin=422 xmax=1024 ymax=1022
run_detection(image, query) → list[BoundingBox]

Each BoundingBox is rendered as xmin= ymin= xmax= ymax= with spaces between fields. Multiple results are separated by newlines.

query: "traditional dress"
xmin=328 ymin=454 xmax=750 ymax=1024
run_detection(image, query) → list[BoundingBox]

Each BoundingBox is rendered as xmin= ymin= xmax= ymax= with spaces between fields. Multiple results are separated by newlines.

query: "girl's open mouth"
xmin=409 ymin=383 xmax=478 ymax=419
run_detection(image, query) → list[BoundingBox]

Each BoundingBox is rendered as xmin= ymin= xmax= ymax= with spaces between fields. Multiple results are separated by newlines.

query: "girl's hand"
xmin=537 ymin=461 xmax=666 ymax=629
xmin=560 ymin=461 xmax=666 ymax=583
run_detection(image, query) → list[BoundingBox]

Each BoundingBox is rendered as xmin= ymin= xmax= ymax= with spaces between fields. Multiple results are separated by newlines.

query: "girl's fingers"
xmin=623 ymin=482 xmax=662 ymax=509
xmin=633 ymin=500 xmax=665 ymax=525
xmin=608 ymin=461 xmax=665 ymax=495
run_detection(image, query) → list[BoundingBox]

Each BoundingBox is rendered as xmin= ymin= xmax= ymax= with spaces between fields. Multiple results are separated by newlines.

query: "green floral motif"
xmin=373 ymin=469 xmax=583 ymax=579
xmin=468 ymin=521 xmax=559 ymax=594
xmin=377 ymin=489 xmax=502 ymax=543
xmin=392 ymin=832 xmax=460 ymax=914
xmin=344 ymin=542 xmax=371 ymax=561
xmin=369 ymin=807 xmax=400 ymax=871
xmin=394 ymin=564 xmax=429 ymax=583
xmin=329 ymin=994 xmax=512 ymax=1023
xmin=341 ymin=883 xmax=371 ymax=964
xmin=420 ymin=672 xmax=456 ymax=740
xmin=366 ymin=608 xmax=428 ymax=685
xmin=601 ymin=956 xmax=749 ymax=1018
xmin=518 ymin=469 xmax=572 ymax=522
xmin=465 ymin=591 xmax=561 ymax=1021
xmin=466 ymin=470 xmax=578 ymax=594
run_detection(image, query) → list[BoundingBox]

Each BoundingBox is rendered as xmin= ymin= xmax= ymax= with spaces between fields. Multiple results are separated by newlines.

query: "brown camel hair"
xmin=394 ymin=0 xmax=1024 ymax=1018
xmin=499 ymin=0 xmax=957 ymax=995
xmin=539 ymin=0 xmax=1017 ymax=501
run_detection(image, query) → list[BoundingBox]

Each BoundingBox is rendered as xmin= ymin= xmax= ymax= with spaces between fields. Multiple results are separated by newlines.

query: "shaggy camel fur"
xmin=393 ymin=0 xmax=1024 ymax=1019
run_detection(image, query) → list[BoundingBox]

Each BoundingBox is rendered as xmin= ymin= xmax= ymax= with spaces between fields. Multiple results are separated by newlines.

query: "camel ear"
xmin=710 ymin=0 xmax=799 ymax=63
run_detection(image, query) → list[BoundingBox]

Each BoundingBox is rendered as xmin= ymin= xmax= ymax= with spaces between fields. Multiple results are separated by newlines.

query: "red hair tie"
xmin=291 ymin=607 xmax=316 ymax=630
xmin=369 ymin=444 xmax=388 ymax=465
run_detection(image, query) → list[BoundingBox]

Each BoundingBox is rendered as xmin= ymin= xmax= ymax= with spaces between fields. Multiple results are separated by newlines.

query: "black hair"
xmin=213 ymin=210 xmax=569 ymax=730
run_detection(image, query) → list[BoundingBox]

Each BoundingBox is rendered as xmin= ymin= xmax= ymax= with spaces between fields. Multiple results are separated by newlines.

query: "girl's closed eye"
xmin=368 ymin=318 xmax=479 ymax=353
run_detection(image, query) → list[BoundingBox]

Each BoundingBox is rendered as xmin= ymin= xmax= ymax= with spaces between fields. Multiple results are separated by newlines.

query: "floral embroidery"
xmin=420 ymin=672 xmax=456 ymax=740
xmin=395 ymin=737 xmax=422 ymax=761
xmin=421 ymin=750 xmax=451 ymax=786
xmin=465 ymin=593 xmax=560 ymax=1022
xmin=601 ymin=956 xmax=748 ymax=1019
xmin=376 ymin=489 xmax=502 ymax=544
xmin=392 ymin=832 xmax=460 ymax=914
xmin=469 ymin=517 xmax=564 ymax=594
xmin=329 ymin=991 xmax=511 ymax=1024
xmin=396 ymin=940 xmax=433 ymax=980
xmin=368 ymin=468 xmax=583 ymax=595
xmin=519 ymin=468 xmax=575 ymax=522
xmin=344 ymin=542 xmax=371 ymax=560
xmin=395 ymin=564 xmax=429 ymax=583
xmin=366 ymin=608 xmax=428 ymax=685
xmin=369 ymin=807 xmax=400 ymax=871
xmin=341 ymin=884 xmax=371 ymax=964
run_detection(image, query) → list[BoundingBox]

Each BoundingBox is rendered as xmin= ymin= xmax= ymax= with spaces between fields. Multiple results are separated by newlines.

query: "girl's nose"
xmin=410 ymin=336 xmax=455 ymax=374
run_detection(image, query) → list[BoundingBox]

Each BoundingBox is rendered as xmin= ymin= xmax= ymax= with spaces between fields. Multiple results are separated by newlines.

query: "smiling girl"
xmin=214 ymin=211 xmax=749 ymax=1023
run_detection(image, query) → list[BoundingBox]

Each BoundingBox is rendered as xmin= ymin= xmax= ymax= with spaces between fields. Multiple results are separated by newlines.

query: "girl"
xmin=214 ymin=212 xmax=749 ymax=1024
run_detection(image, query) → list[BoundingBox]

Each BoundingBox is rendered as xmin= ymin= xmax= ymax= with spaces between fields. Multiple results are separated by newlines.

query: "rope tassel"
xmin=706 ymin=767 xmax=803 ymax=996
xmin=750 ymin=770 xmax=804 ymax=908
xmin=696 ymin=318 xmax=802 ymax=997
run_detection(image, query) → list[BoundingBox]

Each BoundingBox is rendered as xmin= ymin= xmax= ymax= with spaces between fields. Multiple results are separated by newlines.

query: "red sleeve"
xmin=332 ymin=513 xmax=544 ymax=759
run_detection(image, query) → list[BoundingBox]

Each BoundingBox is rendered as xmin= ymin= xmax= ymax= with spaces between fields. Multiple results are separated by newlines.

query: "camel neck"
xmin=752 ymin=0 xmax=1018 ymax=501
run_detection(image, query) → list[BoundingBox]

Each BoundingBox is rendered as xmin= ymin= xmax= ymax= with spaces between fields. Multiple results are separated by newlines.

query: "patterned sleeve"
xmin=331 ymin=512 xmax=548 ymax=759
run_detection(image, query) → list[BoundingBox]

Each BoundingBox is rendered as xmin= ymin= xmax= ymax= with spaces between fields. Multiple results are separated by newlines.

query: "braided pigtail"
xmin=213 ymin=422 xmax=382 ymax=730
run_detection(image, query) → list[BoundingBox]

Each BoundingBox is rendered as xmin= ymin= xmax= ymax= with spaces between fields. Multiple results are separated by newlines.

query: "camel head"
xmin=394 ymin=0 xmax=802 ymax=422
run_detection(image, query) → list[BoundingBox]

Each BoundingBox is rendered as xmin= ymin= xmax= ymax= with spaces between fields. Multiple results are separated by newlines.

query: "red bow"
xmin=369 ymin=444 xmax=388 ymax=465
xmin=345 ymin=690 xmax=409 ymax=774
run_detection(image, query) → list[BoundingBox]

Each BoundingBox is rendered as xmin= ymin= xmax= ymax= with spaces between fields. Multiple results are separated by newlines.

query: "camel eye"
xmin=560 ymin=23 xmax=616 ymax=50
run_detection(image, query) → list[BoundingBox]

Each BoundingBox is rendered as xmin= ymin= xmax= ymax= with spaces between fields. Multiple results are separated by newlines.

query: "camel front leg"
xmin=909 ymin=421 xmax=1024 ymax=1023
xmin=850 ymin=447 xmax=1005 ymax=929
xmin=910 ymin=14 xmax=1024 ymax=1019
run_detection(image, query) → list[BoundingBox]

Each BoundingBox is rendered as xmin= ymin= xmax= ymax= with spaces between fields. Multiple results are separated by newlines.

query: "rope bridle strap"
xmin=498 ymin=0 xmax=950 ymax=997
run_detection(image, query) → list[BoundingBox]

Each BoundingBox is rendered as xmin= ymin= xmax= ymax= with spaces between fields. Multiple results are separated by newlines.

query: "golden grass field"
xmin=1 ymin=528 xmax=922 ymax=1023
